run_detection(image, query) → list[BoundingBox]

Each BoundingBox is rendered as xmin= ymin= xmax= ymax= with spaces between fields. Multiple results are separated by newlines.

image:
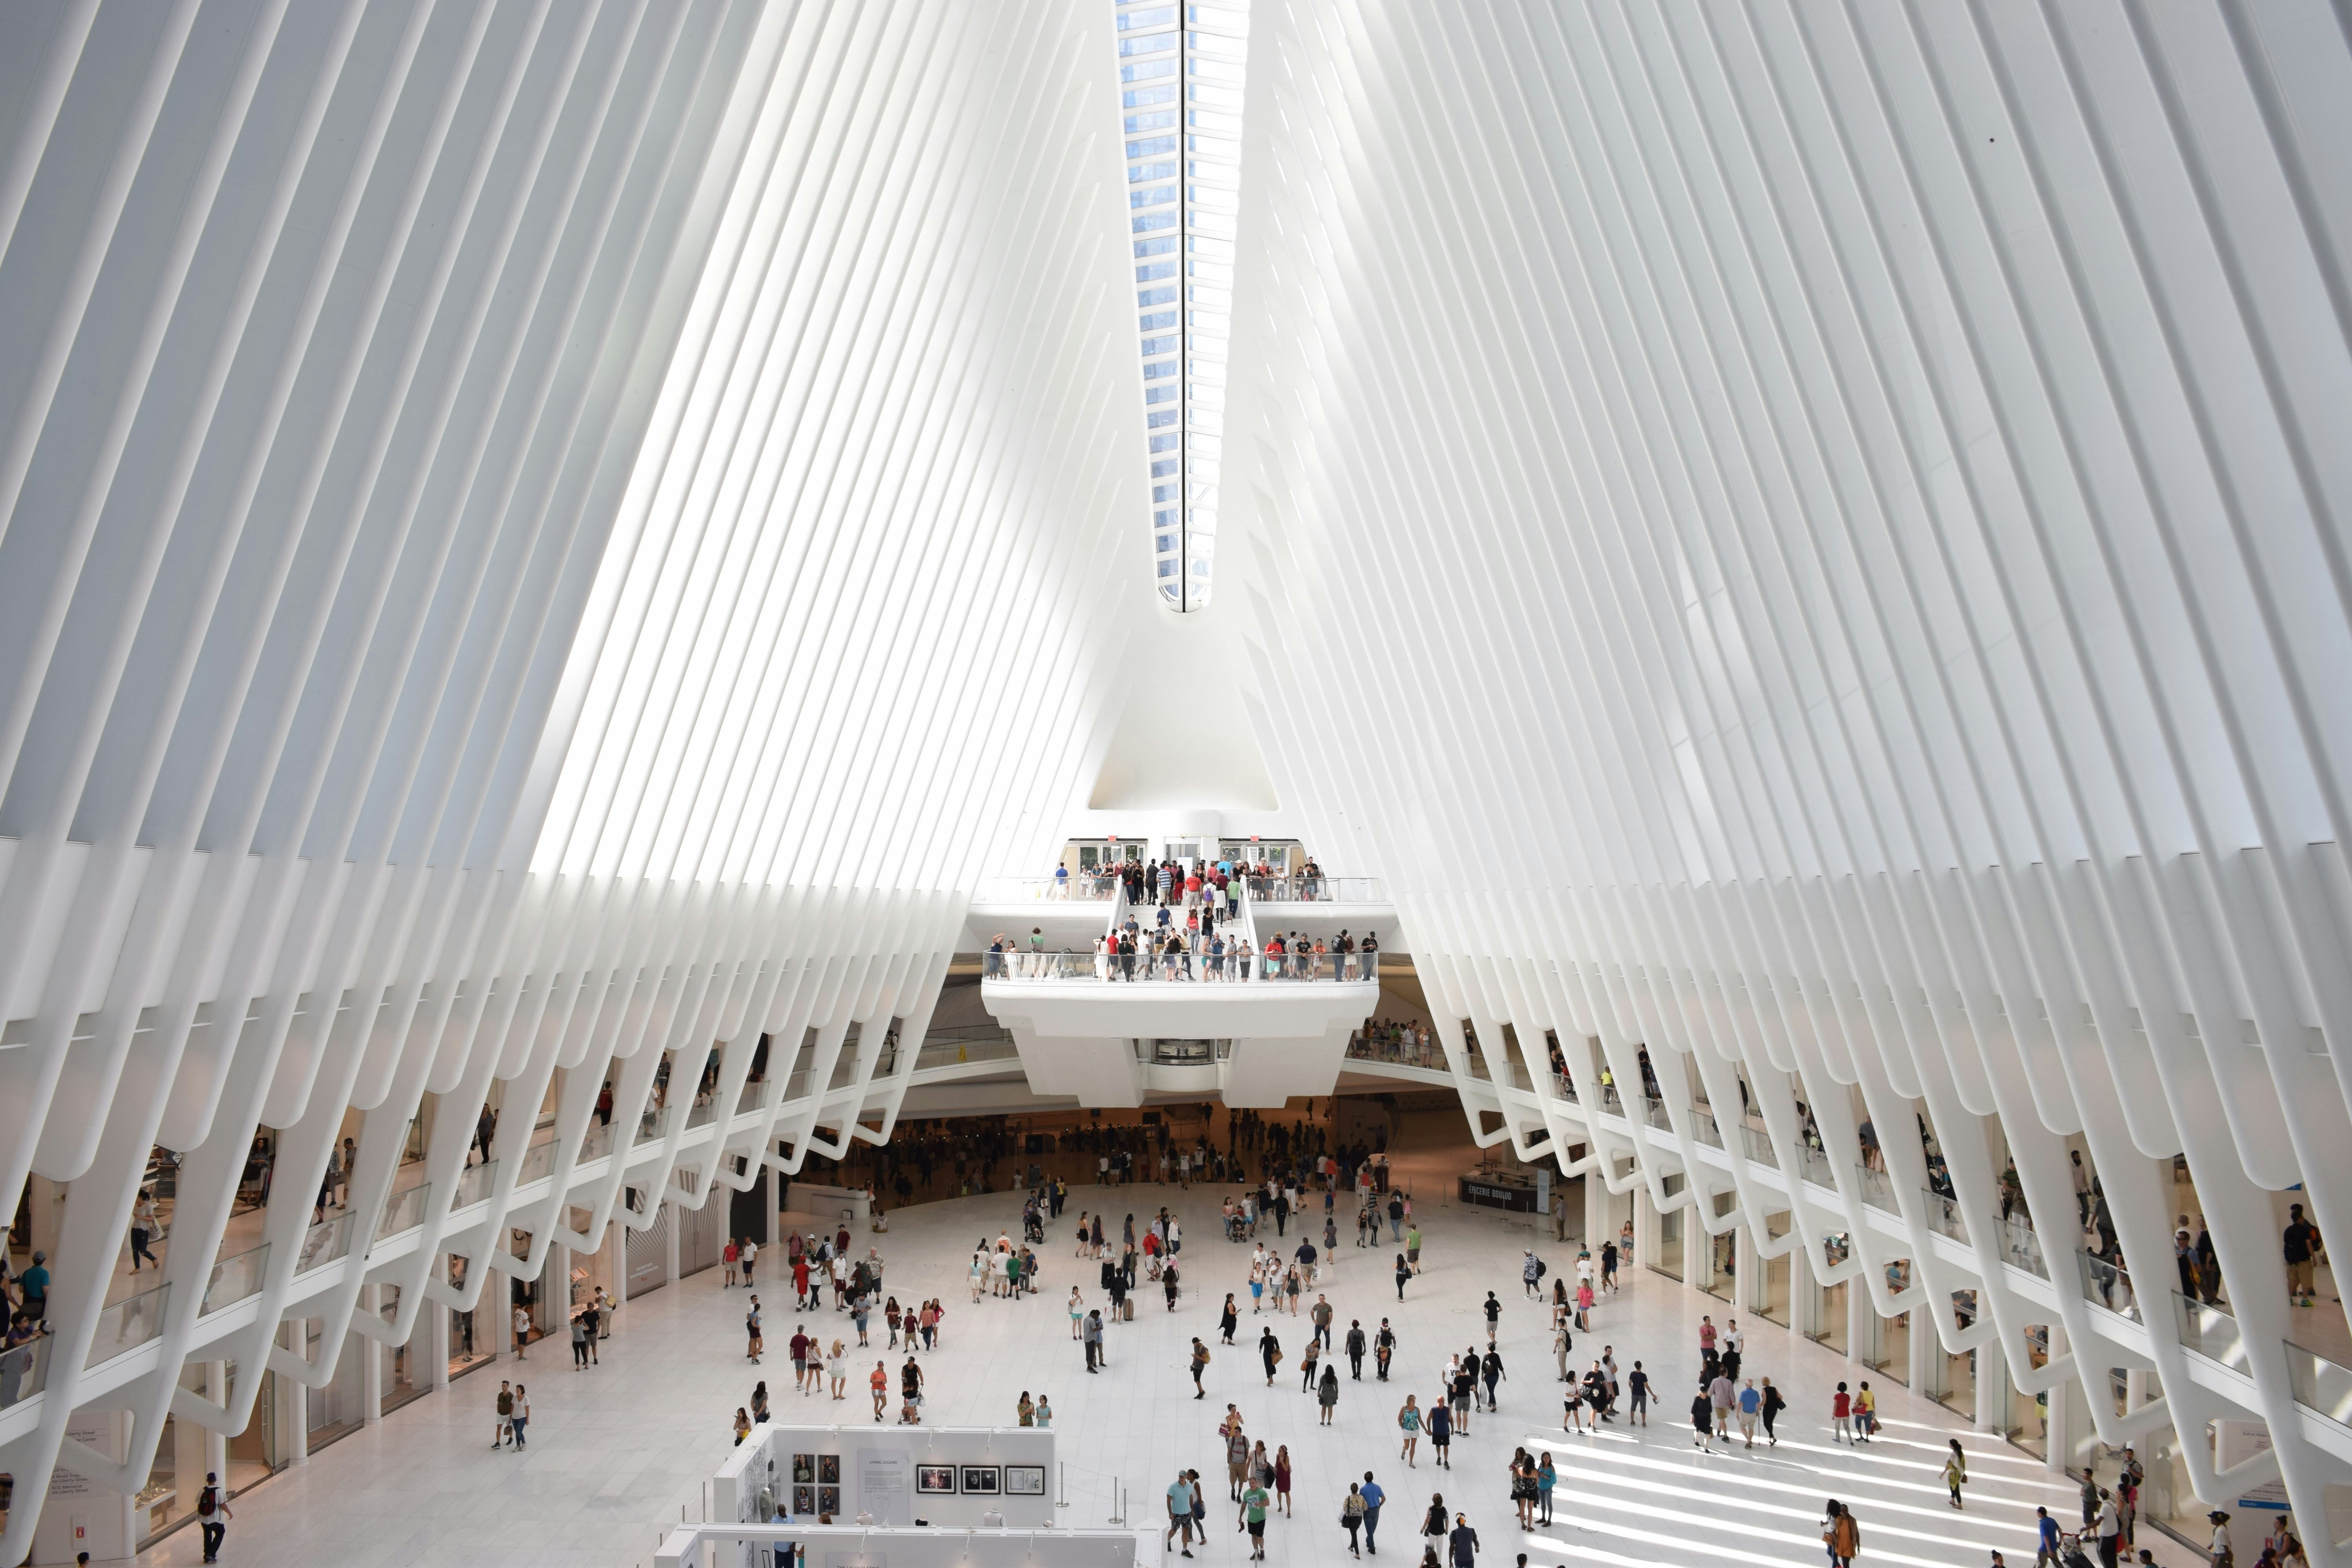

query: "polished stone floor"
xmin=135 ymin=1128 xmax=2200 ymax=1568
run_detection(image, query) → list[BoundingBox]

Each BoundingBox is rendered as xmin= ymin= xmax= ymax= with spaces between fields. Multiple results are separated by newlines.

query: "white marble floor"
xmin=135 ymin=1167 xmax=2200 ymax=1568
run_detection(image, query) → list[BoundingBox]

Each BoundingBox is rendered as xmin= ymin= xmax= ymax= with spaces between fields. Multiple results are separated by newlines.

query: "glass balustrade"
xmin=376 ymin=1181 xmax=430 ymax=1241
xmin=686 ymin=1096 xmax=718 ymax=1130
xmin=782 ymin=1069 xmax=812 ymax=1103
xmin=87 ymin=1281 xmax=171 ymax=1368
xmin=2173 ymin=1291 xmax=2250 ymax=1372
xmin=519 ymin=1138 xmax=560 ymax=1185
xmin=985 ymin=949 xmax=1381 ymax=982
xmin=1644 ymin=1098 xmax=1673 ymax=1134
xmin=2078 ymin=1252 xmax=2141 ymax=1323
xmin=737 ymin=1080 xmax=766 ymax=1115
xmin=1856 ymin=1164 xmax=1898 ymax=1212
xmin=913 ymin=1032 xmax=1021 ymax=1073
xmin=1244 ymin=875 xmax=1386 ymax=902
xmin=1343 ymin=1033 xmax=1439 ymax=1070
xmin=456 ymin=1160 xmax=499 ymax=1208
xmin=2002 ymin=1216 xmax=2049 ymax=1279
xmin=1924 ymin=1189 xmax=1967 ymax=1243
xmin=1553 ymin=1074 xmax=1579 ymax=1104
xmin=1741 ymin=1125 xmax=1779 ymax=1167
xmin=976 ymin=875 xmax=1116 ymax=901
xmin=1689 ymin=1109 xmax=1725 ymax=1149
xmin=296 ymin=1209 xmax=355 ymax=1274
xmin=0 ymin=1332 xmax=51 ymax=1409
xmin=2285 ymin=1342 xmax=2352 ymax=1429
xmin=1795 ymin=1143 xmax=1837 ymax=1191
xmin=200 ymin=1241 xmax=270 ymax=1316
xmin=578 ymin=1119 xmax=617 ymax=1163
xmin=1599 ymin=1085 xmax=1625 ymax=1116
xmin=634 ymin=1105 xmax=673 ymax=1147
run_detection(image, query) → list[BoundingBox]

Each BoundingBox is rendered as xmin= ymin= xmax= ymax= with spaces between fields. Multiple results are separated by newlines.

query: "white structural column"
xmin=1223 ymin=0 xmax=2352 ymax=1552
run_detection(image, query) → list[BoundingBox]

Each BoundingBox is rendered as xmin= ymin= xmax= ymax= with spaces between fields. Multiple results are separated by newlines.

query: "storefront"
xmin=1457 ymin=1170 xmax=1539 ymax=1212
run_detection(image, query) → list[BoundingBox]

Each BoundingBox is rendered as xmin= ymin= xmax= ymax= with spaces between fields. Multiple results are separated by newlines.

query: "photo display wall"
xmin=713 ymin=1425 xmax=1056 ymax=1533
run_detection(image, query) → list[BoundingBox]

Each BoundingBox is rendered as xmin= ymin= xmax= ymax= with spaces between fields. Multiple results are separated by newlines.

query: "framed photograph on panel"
xmin=1004 ymin=1465 xmax=1047 ymax=1496
xmin=792 ymin=1454 xmax=816 ymax=1485
xmin=959 ymin=1465 xmax=1002 ymax=1495
xmin=792 ymin=1484 xmax=816 ymax=1515
xmin=817 ymin=1485 xmax=842 ymax=1516
xmin=917 ymin=1465 xmax=958 ymax=1494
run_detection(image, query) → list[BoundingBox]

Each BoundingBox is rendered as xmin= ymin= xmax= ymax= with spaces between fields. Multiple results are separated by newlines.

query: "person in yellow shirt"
xmin=1853 ymin=1381 xmax=1877 ymax=1443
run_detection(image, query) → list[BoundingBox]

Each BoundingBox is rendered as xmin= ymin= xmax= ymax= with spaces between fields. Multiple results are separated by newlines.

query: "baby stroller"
xmin=2055 ymin=1530 xmax=2094 ymax=1568
xmin=1023 ymin=1211 xmax=1045 ymax=1245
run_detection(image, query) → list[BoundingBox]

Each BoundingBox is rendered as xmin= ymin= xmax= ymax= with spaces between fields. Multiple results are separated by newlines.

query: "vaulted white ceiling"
xmin=6 ymin=0 xmax=2352 ymax=1552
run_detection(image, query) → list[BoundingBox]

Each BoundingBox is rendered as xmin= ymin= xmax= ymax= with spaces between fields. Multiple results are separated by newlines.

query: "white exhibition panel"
xmin=656 ymin=1523 xmax=1136 ymax=1568
xmin=713 ymin=1424 xmax=1056 ymax=1535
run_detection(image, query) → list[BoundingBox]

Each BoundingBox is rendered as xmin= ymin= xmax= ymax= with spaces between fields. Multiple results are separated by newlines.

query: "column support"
xmin=358 ymin=1284 xmax=382 ymax=1423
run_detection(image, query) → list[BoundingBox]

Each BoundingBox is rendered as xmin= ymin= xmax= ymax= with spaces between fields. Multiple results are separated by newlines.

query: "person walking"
xmin=1398 ymin=1394 xmax=1422 ymax=1464
xmin=1942 ymin=1439 xmax=1967 ymax=1509
xmin=1343 ymin=1482 xmax=1368 ymax=1558
xmin=1626 ymin=1361 xmax=1649 ymax=1426
xmin=871 ymin=1360 xmax=888 ymax=1421
xmin=1760 ymin=1376 xmax=1783 ymax=1445
xmin=1347 ymin=1318 xmax=1368 ymax=1378
xmin=1361 ymin=1472 xmax=1385 ymax=1554
xmin=1395 ymin=1253 xmax=1412 ymax=1300
xmin=1832 ymin=1382 xmax=1853 ymax=1444
xmin=1084 ymin=1308 xmax=1104 ymax=1372
xmin=1377 ymin=1318 xmax=1396 ymax=1381
xmin=571 ymin=1311 xmax=591 ymax=1368
xmin=195 ymin=1471 xmax=233 ymax=1563
xmin=512 ymin=1301 xmax=532 ymax=1359
xmin=1429 ymin=1392 xmax=1454 ymax=1468
xmin=2285 ymin=1203 xmax=2321 ymax=1307
xmin=1193 ymin=1336 xmax=1213 ymax=1399
xmin=1820 ymin=1499 xmax=1858 ymax=1568
xmin=1407 ymin=1225 xmax=1422 ymax=1274
xmin=746 ymin=1295 xmax=762 ymax=1364
xmin=1274 ymin=1445 xmax=1293 ymax=1517
xmin=1221 ymin=1292 xmax=1240 ymax=1344
xmin=1319 ymin=1361 xmax=1341 ymax=1425
xmin=1240 ymin=1472 xmax=1272 ymax=1561
xmin=1448 ymin=1511 xmax=1480 ymax=1568
xmin=1167 ymin=1468 xmax=1197 ymax=1559
xmin=1690 ymin=1383 xmax=1715 ymax=1452
xmin=1421 ymin=1494 xmax=1450 ymax=1559
xmin=1535 ymin=1453 xmax=1555 ymax=1527
xmin=1738 ymin=1379 xmax=1760 ymax=1448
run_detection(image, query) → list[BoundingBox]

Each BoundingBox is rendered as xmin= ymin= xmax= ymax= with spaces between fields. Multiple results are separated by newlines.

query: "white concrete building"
xmin=1 ymin=0 xmax=2350 ymax=1561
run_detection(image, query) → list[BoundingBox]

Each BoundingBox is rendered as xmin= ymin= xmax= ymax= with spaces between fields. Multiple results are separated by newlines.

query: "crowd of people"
xmin=696 ymin=1097 xmax=2285 ymax=1568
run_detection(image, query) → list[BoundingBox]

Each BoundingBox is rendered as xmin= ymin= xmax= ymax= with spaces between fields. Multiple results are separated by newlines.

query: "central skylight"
xmin=1115 ymin=0 xmax=1249 ymax=612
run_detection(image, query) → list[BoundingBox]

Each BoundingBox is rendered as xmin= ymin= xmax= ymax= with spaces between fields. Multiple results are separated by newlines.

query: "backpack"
xmin=198 ymin=1485 xmax=218 ymax=1518
xmin=1536 ymin=1259 xmax=1547 ymax=1278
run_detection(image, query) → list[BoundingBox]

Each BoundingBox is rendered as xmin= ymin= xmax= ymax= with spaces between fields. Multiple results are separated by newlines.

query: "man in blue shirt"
xmin=19 ymin=1252 xmax=47 ymax=1325
xmin=1166 ymin=1468 xmax=1194 ymax=1559
xmin=2035 ymin=1506 xmax=2061 ymax=1566
xmin=1359 ymin=1472 xmax=1384 ymax=1554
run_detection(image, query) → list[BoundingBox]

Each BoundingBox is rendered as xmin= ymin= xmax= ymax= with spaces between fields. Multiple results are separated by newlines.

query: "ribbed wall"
xmin=1227 ymin=0 xmax=2352 ymax=1546
xmin=0 ymin=0 xmax=1138 ymax=1553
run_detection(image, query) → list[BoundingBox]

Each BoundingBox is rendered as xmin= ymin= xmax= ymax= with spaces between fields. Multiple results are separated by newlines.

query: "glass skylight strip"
xmin=1115 ymin=0 xmax=1248 ymax=610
